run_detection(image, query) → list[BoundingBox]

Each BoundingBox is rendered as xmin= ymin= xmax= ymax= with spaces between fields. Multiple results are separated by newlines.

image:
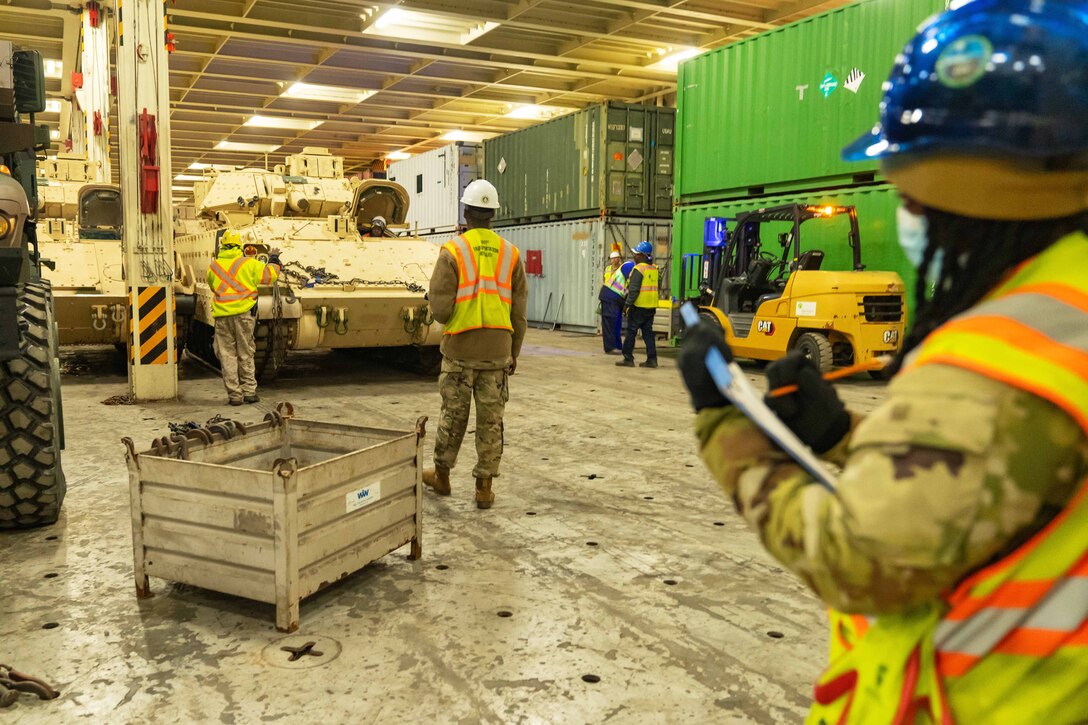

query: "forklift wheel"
xmin=793 ymin=332 xmax=833 ymax=373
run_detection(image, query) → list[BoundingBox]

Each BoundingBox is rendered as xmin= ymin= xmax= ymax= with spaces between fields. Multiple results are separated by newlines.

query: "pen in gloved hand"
xmin=767 ymin=356 xmax=892 ymax=398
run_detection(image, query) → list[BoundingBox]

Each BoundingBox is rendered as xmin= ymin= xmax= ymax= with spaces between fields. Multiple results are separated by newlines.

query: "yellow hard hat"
xmin=221 ymin=229 xmax=242 ymax=247
xmin=0 ymin=165 xmax=10 ymax=176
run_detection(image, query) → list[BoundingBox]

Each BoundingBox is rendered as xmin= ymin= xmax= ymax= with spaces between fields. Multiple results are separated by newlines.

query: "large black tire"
xmin=0 ymin=281 xmax=67 ymax=529
xmin=793 ymin=332 xmax=833 ymax=373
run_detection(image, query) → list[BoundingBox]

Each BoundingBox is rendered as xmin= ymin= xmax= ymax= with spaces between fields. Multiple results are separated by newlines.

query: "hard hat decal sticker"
xmin=820 ymin=73 xmax=838 ymax=98
xmin=844 ymin=68 xmax=865 ymax=94
xmin=936 ymin=35 xmax=993 ymax=89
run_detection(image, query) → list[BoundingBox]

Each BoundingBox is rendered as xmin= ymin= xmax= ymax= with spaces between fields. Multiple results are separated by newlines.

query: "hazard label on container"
xmin=820 ymin=73 xmax=838 ymax=98
xmin=497 ymin=157 xmax=507 ymax=174
xmin=627 ymin=149 xmax=643 ymax=170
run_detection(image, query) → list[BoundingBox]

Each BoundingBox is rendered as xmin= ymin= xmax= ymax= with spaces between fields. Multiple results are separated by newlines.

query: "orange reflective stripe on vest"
xmin=633 ymin=262 xmax=659 ymax=309
xmin=442 ymin=228 xmax=519 ymax=335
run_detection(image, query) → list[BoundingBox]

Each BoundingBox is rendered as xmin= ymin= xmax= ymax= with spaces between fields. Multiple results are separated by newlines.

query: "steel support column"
xmin=114 ymin=0 xmax=177 ymax=400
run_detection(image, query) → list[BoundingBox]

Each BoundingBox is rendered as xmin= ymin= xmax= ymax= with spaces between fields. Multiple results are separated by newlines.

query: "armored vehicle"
xmin=35 ymin=153 xmax=128 ymax=346
xmin=1 ymin=41 xmax=67 ymax=528
xmin=174 ymin=148 xmax=443 ymax=380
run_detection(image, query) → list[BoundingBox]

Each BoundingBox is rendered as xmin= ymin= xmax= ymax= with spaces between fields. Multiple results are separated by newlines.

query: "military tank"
xmin=174 ymin=147 xmax=443 ymax=380
xmin=34 ymin=154 xmax=129 ymax=346
xmin=1 ymin=42 xmax=67 ymax=528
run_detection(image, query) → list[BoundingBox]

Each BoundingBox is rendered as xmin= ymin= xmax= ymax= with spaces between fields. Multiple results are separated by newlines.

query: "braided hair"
xmin=896 ymin=209 xmax=1088 ymax=370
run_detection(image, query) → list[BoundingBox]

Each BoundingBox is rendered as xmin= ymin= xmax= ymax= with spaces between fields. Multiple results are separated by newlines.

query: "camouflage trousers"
xmin=433 ymin=357 xmax=510 ymax=479
xmin=213 ymin=312 xmax=257 ymax=402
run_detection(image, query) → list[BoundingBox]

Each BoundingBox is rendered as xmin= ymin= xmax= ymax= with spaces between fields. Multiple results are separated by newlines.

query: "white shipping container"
xmin=497 ymin=217 xmax=673 ymax=334
xmin=388 ymin=142 xmax=481 ymax=235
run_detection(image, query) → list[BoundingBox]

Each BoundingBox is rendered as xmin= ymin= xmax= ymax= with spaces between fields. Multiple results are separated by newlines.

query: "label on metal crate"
xmin=345 ymin=482 xmax=382 ymax=513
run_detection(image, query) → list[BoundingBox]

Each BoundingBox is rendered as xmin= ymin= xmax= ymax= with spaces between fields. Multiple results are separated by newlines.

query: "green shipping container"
xmin=484 ymin=102 xmax=675 ymax=225
xmin=675 ymin=0 xmax=944 ymax=203
xmin=672 ymin=184 xmax=922 ymax=313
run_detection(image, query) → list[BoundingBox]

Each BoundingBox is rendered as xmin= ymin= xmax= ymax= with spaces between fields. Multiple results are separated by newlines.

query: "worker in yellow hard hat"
xmin=205 ymin=229 xmax=281 ymax=406
xmin=679 ymin=1 xmax=1088 ymax=721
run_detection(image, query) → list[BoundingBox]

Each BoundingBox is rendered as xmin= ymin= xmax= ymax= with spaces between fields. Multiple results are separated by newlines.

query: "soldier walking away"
xmin=423 ymin=180 xmax=528 ymax=509
xmin=599 ymin=250 xmax=630 ymax=354
xmin=680 ymin=2 xmax=1088 ymax=722
xmin=206 ymin=229 xmax=281 ymax=406
xmin=617 ymin=241 xmax=659 ymax=368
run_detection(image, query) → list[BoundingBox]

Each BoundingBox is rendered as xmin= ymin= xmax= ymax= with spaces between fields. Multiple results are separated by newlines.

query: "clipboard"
xmin=681 ymin=303 xmax=839 ymax=493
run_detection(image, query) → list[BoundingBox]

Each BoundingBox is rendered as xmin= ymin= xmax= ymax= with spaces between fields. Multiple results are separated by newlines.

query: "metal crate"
xmin=123 ymin=404 xmax=426 ymax=632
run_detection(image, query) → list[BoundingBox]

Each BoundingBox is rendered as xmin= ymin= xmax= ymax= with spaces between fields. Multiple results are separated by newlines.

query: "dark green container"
xmin=672 ymin=184 xmax=921 ymax=312
xmin=675 ymin=0 xmax=944 ymax=203
xmin=484 ymin=102 xmax=676 ymax=225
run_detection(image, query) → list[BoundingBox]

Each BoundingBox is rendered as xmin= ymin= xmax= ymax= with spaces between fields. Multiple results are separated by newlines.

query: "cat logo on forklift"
xmin=757 ymin=320 xmax=775 ymax=335
xmin=883 ymin=329 xmax=899 ymax=345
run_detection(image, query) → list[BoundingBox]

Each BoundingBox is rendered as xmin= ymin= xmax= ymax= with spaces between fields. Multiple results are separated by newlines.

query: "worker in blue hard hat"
xmin=679 ymin=1 xmax=1088 ymax=721
xmin=617 ymin=240 xmax=660 ymax=368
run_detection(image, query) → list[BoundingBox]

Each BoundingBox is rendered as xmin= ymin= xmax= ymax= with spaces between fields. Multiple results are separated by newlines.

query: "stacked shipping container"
xmin=471 ymin=101 xmax=676 ymax=330
xmin=672 ymin=0 xmax=946 ymax=309
xmin=387 ymin=142 xmax=482 ymax=235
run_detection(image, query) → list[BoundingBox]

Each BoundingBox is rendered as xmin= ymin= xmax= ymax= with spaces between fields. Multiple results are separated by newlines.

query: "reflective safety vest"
xmin=603 ymin=265 xmax=627 ymax=299
xmin=442 ymin=228 xmax=520 ymax=335
xmin=810 ymin=232 xmax=1088 ymax=724
xmin=206 ymin=249 xmax=280 ymax=318
xmin=633 ymin=262 xmax=659 ymax=309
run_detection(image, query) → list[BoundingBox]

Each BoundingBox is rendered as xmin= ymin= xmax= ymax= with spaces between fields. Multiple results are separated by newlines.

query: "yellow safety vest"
xmin=442 ymin=228 xmax=519 ymax=335
xmin=603 ymin=265 xmax=627 ymax=298
xmin=633 ymin=262 xmax=659 ymax=309
xmin=810 ymin=232 xmax=1088 ymax=725
xmin=206 ymin=249 xmax=280 ymax=318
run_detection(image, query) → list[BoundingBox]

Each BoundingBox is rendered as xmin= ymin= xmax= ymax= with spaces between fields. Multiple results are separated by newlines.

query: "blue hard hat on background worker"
xmin=633 ymin=241 xmax=653 ymax=257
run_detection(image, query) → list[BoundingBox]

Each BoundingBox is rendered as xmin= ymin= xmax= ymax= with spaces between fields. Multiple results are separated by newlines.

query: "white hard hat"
xmin=461 ymin=179 xmax=501 ymax=210
xmin=609 ymin=251 xmax=621 ymax=259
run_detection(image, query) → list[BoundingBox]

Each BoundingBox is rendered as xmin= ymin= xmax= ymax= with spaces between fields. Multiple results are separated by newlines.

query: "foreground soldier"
xmin=423 ymin=180 xmax=528 ymax=509
xmin=206 ymin=229 xmax=280 ymax=406
xmin=680 ymin=1 xmax=1087 ymax=721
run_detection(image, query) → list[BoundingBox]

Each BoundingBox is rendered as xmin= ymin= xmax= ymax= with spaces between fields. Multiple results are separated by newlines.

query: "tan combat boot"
xmin=422 ymin=467 xmax=451 ymax=496
xmin=475 ymin=477 xmax=495 ymax=509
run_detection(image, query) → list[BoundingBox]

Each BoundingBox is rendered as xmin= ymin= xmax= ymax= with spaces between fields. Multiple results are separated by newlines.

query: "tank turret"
xmin=194 ymin=148 xmax=355 ymax=227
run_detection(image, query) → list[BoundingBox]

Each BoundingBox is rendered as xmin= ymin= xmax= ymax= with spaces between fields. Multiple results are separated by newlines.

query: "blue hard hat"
xmin=634 ymin=241 xmax=653 ymax=256
xmin=842 ymin=0 xmax=1088 ymax=163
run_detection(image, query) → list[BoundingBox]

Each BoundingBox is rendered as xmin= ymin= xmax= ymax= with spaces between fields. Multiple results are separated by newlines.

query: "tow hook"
xmin=333 ymin=307 xmax=349 ymax=335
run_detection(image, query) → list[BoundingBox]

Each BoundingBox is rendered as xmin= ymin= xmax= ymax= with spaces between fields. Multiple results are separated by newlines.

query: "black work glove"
xmin=678 ymin=323 xmax=733 ymax=411
xmin=764 ymin=353 xmax=850 ymax=454
xmin=268 ymin=254 xmax=282 ymax=266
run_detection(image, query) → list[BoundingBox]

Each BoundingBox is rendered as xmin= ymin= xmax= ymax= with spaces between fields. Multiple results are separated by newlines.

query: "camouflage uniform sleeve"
xmin=695 ymin=364 xmax=1087 ymax=615
xmin=428 ymin=249 xmax=458 ymax=325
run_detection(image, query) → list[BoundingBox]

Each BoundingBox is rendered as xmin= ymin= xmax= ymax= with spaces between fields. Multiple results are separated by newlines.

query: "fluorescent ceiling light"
xmin=245 ymin=115 xmax=323 ymax=131
xmin=363 ymin=8 xmax=499 ymax=45
xmin=440 ymin=130 xmax=498 ymax=143
xmin=45 ymin=99 xmax=62 ymax=114
xmin=174 ymin=174 xmax=205 ymax=182
xmin=215 ymin=141 xmax=281 ymax=153
xmin=282 ymin=83 xmax=374 ymax=104
xmin=386 ymin=151 xmax=412 ymax=161
xmin=646 ymin=47 xmax=703 ymax=72
xmin=172 ymin=185 xmax=194 ymax=191
xmin=503 ymin=104 xmax=568 ymax=121
xmin=188 ymin=162 xmax=211 ymax=170
xmin=43 ymin=59 xmax=63 ymax=79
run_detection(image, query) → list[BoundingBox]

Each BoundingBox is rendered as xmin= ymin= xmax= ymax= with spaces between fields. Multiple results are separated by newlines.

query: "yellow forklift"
xmin=680 ymin=204 xmax=906 ymax=374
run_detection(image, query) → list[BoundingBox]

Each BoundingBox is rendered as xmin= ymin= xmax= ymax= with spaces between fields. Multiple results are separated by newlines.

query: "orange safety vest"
xmin=811 ymin=232 xmax=1088 ymax=724
xmin=442 ymin=228 xmax=519 ymax=335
